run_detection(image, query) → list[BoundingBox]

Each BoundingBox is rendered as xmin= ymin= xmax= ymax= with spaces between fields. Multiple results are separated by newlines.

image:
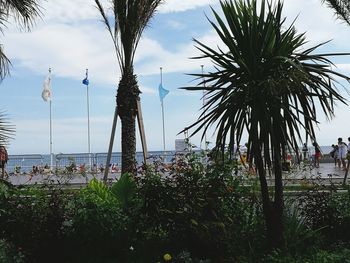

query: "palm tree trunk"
xmin=117 ymin=67 xmax=140 ymax=175
xmin=271 ymin=139 xmax=284 ymax=249
xmin=251 ymin=118 xmax=284 ymax=250
xmin=120 ymin=111 xmax=136 ymax=173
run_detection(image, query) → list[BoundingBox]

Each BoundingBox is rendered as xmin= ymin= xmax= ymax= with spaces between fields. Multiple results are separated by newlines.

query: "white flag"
xmin=41 ymin=73 xmax=52 ymax=102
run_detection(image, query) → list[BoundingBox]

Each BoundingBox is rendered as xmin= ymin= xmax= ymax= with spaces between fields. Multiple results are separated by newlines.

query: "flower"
xmin=163 ymin=253 xmax=172 ymax=261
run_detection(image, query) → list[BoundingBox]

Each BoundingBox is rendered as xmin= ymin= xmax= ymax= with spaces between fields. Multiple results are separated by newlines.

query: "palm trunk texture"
xmin=117 ymin=68 xmax=140 ymax=175
xmin=252 ymin=117 xmax=284 ymax=249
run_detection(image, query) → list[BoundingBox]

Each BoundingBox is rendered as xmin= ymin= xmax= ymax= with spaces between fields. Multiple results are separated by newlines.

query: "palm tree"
xmin=0 ymin=0 xmax=41 ymax=80
xmin=184 ymin=0 xmax=349 ymax=249
xmin=322 ymin=0 xmax=350 ymax=25
xmin=95 ymin=0 xmax=163 ymax=175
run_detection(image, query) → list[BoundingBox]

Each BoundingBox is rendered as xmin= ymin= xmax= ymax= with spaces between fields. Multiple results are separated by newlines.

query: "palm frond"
xmin=96 ymin=0 xmax=163 ymax=74
xmin=0 ymin=0 xmax=42 ymax=30
xmin=322 ymin=0 xmax=350 ymax=25
xmin=0 ymin=110 xmax=15 ymax=146
xmin=0 ymin=44 xmax=11 ymax=80
xmin=0 ymin=0 xmax=41 ymax=81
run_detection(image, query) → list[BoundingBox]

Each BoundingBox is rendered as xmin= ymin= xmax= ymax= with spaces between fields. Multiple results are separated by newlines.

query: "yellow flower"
xmin=163 ymin=253 xmax=172 ymax=261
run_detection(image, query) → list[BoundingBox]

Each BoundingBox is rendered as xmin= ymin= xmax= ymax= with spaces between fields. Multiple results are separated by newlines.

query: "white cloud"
xmin=158 ymin=0 xmax=218 ymax=13
xmin=3 ymin=19 xmax=217 ymax=86
xmin=3 ymin=22 xmax=119 ymax=85
xmin=135 ymin=31 xmax=218 ymax=75
xmin=37 ymin=0 xmax=218 ymax=23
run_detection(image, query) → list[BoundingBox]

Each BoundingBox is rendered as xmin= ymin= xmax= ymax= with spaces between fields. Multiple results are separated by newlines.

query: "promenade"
xmin=2 ymin=161 xmax=349 ymax=187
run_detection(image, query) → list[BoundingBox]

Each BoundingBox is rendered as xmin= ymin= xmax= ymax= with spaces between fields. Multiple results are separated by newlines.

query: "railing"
xmin=6 ymin=151 xmax=180 ymax=174
xmin=6 ymin=150 xmax=334 ymax=174
xmin=7 ymin=154 xmax=44 ymax=173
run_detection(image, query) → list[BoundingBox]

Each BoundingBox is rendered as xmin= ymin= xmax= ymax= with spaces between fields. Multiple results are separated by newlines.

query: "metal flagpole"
xmin=160 ymin=67 xmax=166 ymax=153
xmin=48 ymin=68 xmax=53 ymax=171
xmin=85 ymin=69 xmax=92 ymax=169
xmin=201 ymin=65 xmax=207 ymax=150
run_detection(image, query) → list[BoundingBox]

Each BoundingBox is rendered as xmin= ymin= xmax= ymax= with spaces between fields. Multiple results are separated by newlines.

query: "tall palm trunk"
xmin=254 ymin=143 xmax=284 ymax=249
xmin=251 ymin=115 xmax=284 ymax=249
xmin=271 ymin=140 xmax=284 ymax=248
xmin=117 ymin=67 xmax=140 ymax=174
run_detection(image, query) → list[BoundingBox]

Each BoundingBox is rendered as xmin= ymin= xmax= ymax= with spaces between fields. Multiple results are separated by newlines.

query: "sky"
xmin=1 ymin=0 xmax=350 ymax=155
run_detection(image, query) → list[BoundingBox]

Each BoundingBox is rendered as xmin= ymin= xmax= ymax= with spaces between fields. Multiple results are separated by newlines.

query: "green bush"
xmin=66 ymin=178 xmax=131 ymax=262
xmin=0 ymin=183 xmax=69 ymax=262
xmin=0 ymin=239 xmax=25 ymax=263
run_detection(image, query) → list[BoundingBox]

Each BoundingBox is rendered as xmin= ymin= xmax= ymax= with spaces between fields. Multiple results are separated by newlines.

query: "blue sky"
xmin=1 ymin=0 xmax=350 ymax=155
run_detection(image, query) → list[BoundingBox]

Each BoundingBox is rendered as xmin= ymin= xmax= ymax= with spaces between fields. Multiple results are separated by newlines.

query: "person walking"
xmin=312 ymin=142 xmax=321 ymax=168
xmin=330 ymin=144 xmax=339 ymax=167
xmin=0 ymin=146 xmax=8 ymax=179
xmin=302 ymin=143 xmax=308 ymax=160
xmin=338 ymin=137 xmax=347 ymax=170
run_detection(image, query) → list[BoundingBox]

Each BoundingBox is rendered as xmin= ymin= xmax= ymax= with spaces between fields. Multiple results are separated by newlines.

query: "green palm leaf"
xmin=0 ymin=111 xmax=15 ymax=146
xmin=322 ymin=0 xmax=350 ymax=25
xmin=0 ymin=0 xmax=41 ymax=80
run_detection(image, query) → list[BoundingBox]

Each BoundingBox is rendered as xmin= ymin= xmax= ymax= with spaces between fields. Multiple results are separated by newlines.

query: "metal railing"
xmin=6 ymin=151 xmax=180 ymax=174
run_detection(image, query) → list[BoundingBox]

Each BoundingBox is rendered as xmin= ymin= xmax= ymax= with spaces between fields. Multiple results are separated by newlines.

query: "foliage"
xmin=184 ymin=0 xmax=349 ymax=157
xmin=132 ymin=152 xmax=265 ymax=262
xmin=0 ymin=111 xmax=15 ymax=146
xmin=0 ymin=0 xmax=41 ymax=80
xmin=1 ymin=154 xmax=350 ymax=261
xmin=111 ymin=172 xmax=137 ymax=210
xmin=262 ymin=247 xmax=350 ymax=263
xmin=0 ymin=184 xmax=69 ymax=262
xmin=0 ymin=239 xmax=24 ymax=263
xmin=183 ymin=0 xmax=350 ymax=249
xmin=66 ymin=178 xmax=131 ymax=262
xmin=297 ymin=188 xmax=350 ymax=243
xmin=322 ymin=0 xmax=350 ymax=25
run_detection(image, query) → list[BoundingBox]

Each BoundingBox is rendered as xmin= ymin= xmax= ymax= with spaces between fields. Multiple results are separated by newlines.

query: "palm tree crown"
xmin=95 ymin=0 xmax=162 ymax=73
xmin=186 ymin=0 xmax=349 ymax=156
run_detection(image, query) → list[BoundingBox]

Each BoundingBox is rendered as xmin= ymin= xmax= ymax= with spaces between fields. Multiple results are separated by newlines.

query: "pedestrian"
xmin=302 ymin=143 xmax=308 ymax=160
xmin=0 ymin=146 xmax=9 ymax=179
xmin=337 ymin=137 xmax=347 ymax=170
xmin=312 ymin=141 xmax=321 ymax=168
xmin=330 ymin=144 xmax=338 ymax=167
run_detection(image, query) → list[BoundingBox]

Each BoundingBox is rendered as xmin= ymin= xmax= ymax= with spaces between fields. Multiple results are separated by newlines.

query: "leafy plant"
xmin=111 ymin=172 xmax=137 ymax=210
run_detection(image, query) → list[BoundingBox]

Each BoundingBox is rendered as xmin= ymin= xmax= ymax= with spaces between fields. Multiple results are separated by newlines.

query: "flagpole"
xmin=201 ymin=65 xmax=207 ymax=150
xmin=48 ymin=68 xmax=53 ymax=171
xmin=160 ymin=67 xmax=166 ymax=153
xmin=85 ymin=69 xmax=92 ymax=169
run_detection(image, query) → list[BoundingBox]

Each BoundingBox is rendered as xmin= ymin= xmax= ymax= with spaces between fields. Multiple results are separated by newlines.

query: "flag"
xmin=82 ymin=70 xmax=89 ymax=85
xmin=41 ymin=72 xmax=52 ymax=102
xmin=158 ymin=83 xmax=169 ymax=102
xmin=82 ymin=76 xmax=89 ymax=85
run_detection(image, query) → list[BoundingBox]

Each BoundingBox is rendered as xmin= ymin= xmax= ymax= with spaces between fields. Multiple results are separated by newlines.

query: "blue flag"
xmin=82 ymin=77 xmax=89 ymax=86
xmin=158 ymin=83 xmax=169 ymax=102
